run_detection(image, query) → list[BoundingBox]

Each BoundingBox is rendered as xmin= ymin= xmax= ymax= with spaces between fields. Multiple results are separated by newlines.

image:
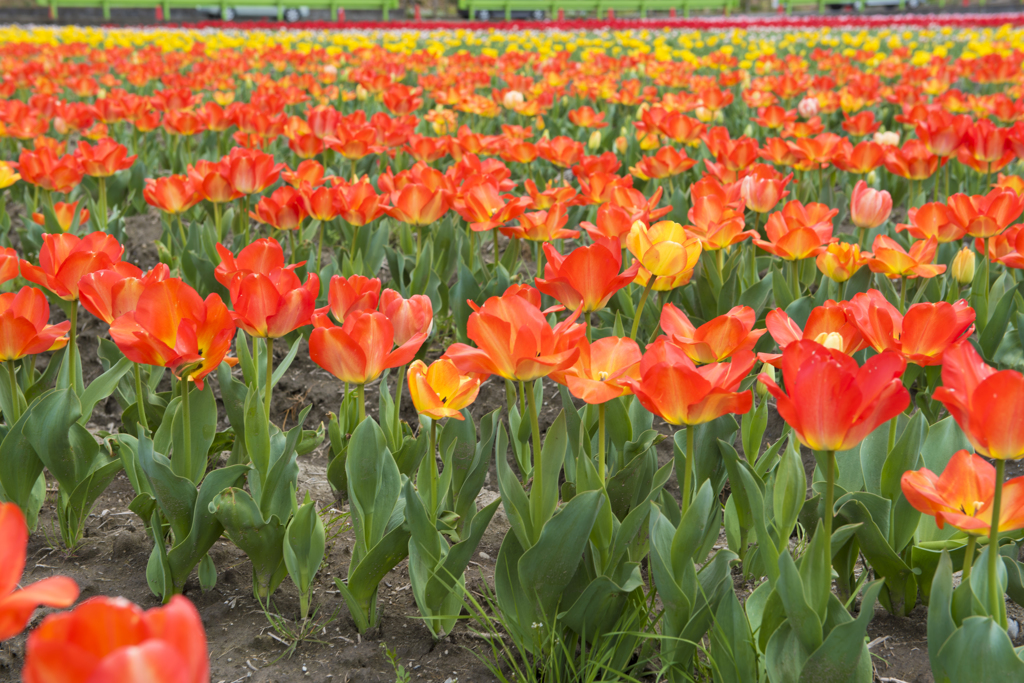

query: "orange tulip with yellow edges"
xmin=628 ymin=341 xmax=754 ymax=426
xmin=444 ymin=286 xmax=583 ymax=383
xmin=895 ymin=203 xmax=965 ymax=243
xmin=23 ymin=595 xmax=207 ymax=683
xmin=902 ymin=449 xmax=1024 ymax=536
xmin=335 ymin=181 xmax=386 ymax=226
xmin=0 ymin=287 xmax=70 ymax=362
xmin=502 ymin=204 xmax=579 ymax=242
xmin=17 ymin=148 xmax=82 ymax=194
xmin=553 ymin=336 xmax=641 ymax=405
xmin=567 ymin=106 xmax=608 ymax=129
xmin=32 ymin=201 xmax=89 ymax=233
xmin=143 ymin=175 xmax=201 ymax=215
xmin=934 ymin=341 xmax=1024 ymax=460
xmin=759 ymin=302 xmax=865 ymax=368
xmin=451 ymin=178 xmax=533 ymax=233
xmin=753 ymin=200 xmax=837 ymax=260
xmin=282 ymin=160 xmax=326 ymax=189
xmin=407 ymin=358 xmax=481 ymax=421
xmin=759 ymin=340 xmax=909 ymax=452
xmin=866 ymin=235 xmax=946 ymax=279
xmin=627 ymin=220 xmax=703 ymax=279
xmin=385 ymin=182 xmax=450 ymax=226
xmin=842 ymin=289 xmax=975 ymax=366
xmin=0 ymin=502 xmax=79 ymax=642
xmin=535 ymin=238 xmax=639 ymax=313
xmin=629 ymin=147 xmax=697 ymax=180
xmin=74 ymin=138 xmax=136 ymax=178
xmin=658 ymin=303 xmax=765 ymax=364
xmin=816 ymin=241 xmax=870 ymax=283
xmin=187 ymin=159 xmax=239 ymax=204
xmin=946 ymin=189 xmax=1024 ymax=239
xmin=884 ymin=140 xmax=941 ymax=181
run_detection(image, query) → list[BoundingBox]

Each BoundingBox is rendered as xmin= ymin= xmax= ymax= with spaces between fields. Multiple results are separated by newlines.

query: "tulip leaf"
xmin=211 ymin=487 xmax=287 ymax=599
xmin=346 ymin=418 xmax=400 ymax=563
xmin=528 ymin=410 xmax=567 ymax=539
xmin=496 ymin=422 xmax=533 ymax=550
xmin=270 ymin=336 xmax=302 ymax=388
xmin=77 ymin=356 xmax=133 ymax=426
xmin=738 ymin=274 xmax=773 ymax=318
xmin=284 ymin=498 xmax=325 ymax=619
xmin=60 ymin=456 xmax=122 ymax=548
xmin=879 ymin=410 xmax=926 ymax=502
xmin=0 ymin=403 xmax=45 ymax=528
xmin=741 ymin=398 xmax=768 ymax=463
xmin=937 ymin=616 xmax=1024 ymax=682
xmin=980 ymin=282 xmax=1022 ymax=361
xmin=24 ymin=388 xmax=81 ymax=488
xmin=721 ymin=439 xmax=778 ymax=587
xmin=774 ymin=435 xmax=805 ymax=542
xmin=797 ymin=579 xmax=883 ymax=683
xmin=243 ymin=386 xmax=272 ymax=484
xmin=559 ymin=567 xmax=644 ymax=642
xmin=772 ymin=266 xmax=794 ymax=311
xmin=777 ymin=550 xmax=823 ymax=652
xmin=711 ymin=584 xmax=759 ymax=683
xmin=336 ymin=524 xmax=411 ymax=633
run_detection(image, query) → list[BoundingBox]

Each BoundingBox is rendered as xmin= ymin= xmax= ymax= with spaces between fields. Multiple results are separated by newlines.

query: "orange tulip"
xmin=143 ymin=175 xmax=201 ymax=215
xmin=555 ymin=336 xmax=641 ymax=405
xmin=282 ymin=160 xmax=326 ymax=189
xmin=759 ymin=340 xmax=909 ymax=452
xmin=331 ymin=181 xmax=384 ymax=226
xmin=537 ymin=136 xmax=585 ymax=168
xmin=0 ymin=287 xmax=70 ymax=362
xmin=884 ymin=140 xmax=941 ymax=180
xmin=759 ymin=302 xmax=865 ymax=368
xmin=20 ymin=232 xmax=127 ymax=301
xmin=833 ymin=140 xmax=886 ymax=175
xmin=385 ymin=183 xmax=450 ymax=226
xmin=915 ymin=110 xmax=971 ymax=158
xmin=739 ymin=168 xmax=791 ymax=214
xmin=222 ymin=147 xmax=284 ymax=196
xmin=535 ymin=238 xmax=639 ymax=313
xmin=958 ymin=118 xmax=1015 ymax=175
xmin=407 ymin=358 xmax=481 ymax=420
xmin=74 ymin=138 xmax=136 ymax=178
xmin=32 ymin=201 xmax=89 ymax=233
xmin=79 ymin=264 xmax=169 ymax=326
xmin=324 ymin=122 xmax=384 ymax=161
xmin=379 ymin=289 xmax=433 ymax=346
xmin=186 ymin=159 xmax=239 ymax=204
xmin=309 ymin=310 xmax=427 ymax=386
xmin=902 ymin=450 xmax=1024 ymax=536
xmin=109 ymin=278 xmax=235 ymax=389
xmin=17 ymin=148 xmax=82 ymax=194
xmin=250 ymin=185 xmax=308 ymax=232
xmin=843 ymin=289 xmax=975 ymax=366
xmin=567 ymin=106 xmax=608 ymax=129
xmin=300 ymin=184 xmax=340 ymax=222
xmin=318 ymin=274 xmax=381 ymax=323
xmin=659 ymin=303 xmax=765 ymax=364
xmin=866 ymin=235 xmax=946 ymax=279
xmin=753 ymin=200 xmax=837 ymax=261
xmin=23 ymin=595 xmax=207 ymax=683
xmin=629 ymin=147 xmax=697 ymax=180
xmin=841 ymin=111 xmax=880 ymax=137
xmin=0 ymin=503 xmax=78 ymax=642
xmin=895 ymin=203 xmax=965 ymax=243
xmin=933 ymin=341 xmax=1024 ymax=460
xmin=451 ymin=178 xmax=532 ymax=232
xmin=946 ymin=189 xmax=1024 ymax=239
xmin=443 ymin=286 xmax=583 ymax=382
xmin=581 ymin=203 xmax=636 ymax=247
xmin=628 ymin=341 xmax=754 ymax=426
xmin=502 ymin=203 xmax=579 ymax=242
xmin=815 ymin=241 xmax=870 ymax=283
xmin=849 ymin=180 xmax=892 ymax=230
xmin=685 ymin=194 xmax=756 ymax=251
xmin=0 ymin=247 xmax=18 ymax=286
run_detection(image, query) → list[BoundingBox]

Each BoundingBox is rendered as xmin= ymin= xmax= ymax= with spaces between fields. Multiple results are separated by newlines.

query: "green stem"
xmin=518 ymin=379 xmax=525 ymax=417
xmin=98 ymin=177 xmax=108 ymax=233
xmin=428 ymin=419 xmax=438 ymax=521
xmin=526 ymin=378 xmax=542 ymax=500
xmin=181 ymin=377 xmax=192 ymax=482
xmin=315 ymin=221 xmax=324 ymax=277
xmin=416 ymin=226 xmax=426 ymax=266
xmin=598 ymin=402 xmax=606 ymax=487
xmin=393 ymin=364 xmax=406 ymax=446
xmin=356 ymin=383 xmax=366 ymax=424
xmin=134 ymin=362 xmax=149 ymax=432
xmin=790 ymin=258 xmax=801 ymax=300
xmin=899 ymin=276 xmax=907 ymax=314
xmin=288 ymin=229 xmax=298 ymax=264
xmin=242 ymin=196 xmax=251 ymax=246
xmin=585 ymin=313 xmax=592 ymax=342
xmin=535 ymin=241 xmax=543 ymax=280
xmin=467 ymin=227 xmax=476 ymax=273
xmin=716 ymin=248 xmax=724 ymax=282
xmin=824 ymin=450 xmax=836 ymax=543
xmin=683 ymin=425 xmax=695 ymax=513
xmin=963 ymin=533 xmax=978 ymax=582
xmin=68 ymin=303 xmax=78 ymax=394
xmin=7 ymin=361 xmax=20 ymax=424
xmin=492 ymin=228 xmax=500 ymax=274
xmin=177 ymin=213 xmax=187 ymax=251
xmin=264 ymin=337 xmax=274 ymax=425
xmin=990 ymin=460 xmax=1006 ymax=628
xmin=630 ymin=278 xmax=656 ymax=341
xmin=214 ymin=202 xmax=223 ymax=242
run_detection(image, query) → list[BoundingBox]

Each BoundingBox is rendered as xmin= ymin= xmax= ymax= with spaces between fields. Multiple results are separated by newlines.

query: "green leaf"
xmin=741 ymin=399 xmax=768 ymax=463
xmin=937 ymin=616 xmax=1024 ymax=682
xmin=284 ymin=498 xmax=326 ymax=619
xmin=980 ymin=282 xmax=1021 ymax=361
xmin=78 ymin=356 xmax=133 ymax=426
xmin=880 ymin=411 xmax=926 ymax=502
xmin=528 ymin=410 xmax=567 ymax=541
xmin=710 ymin=586 xmax=758 ymax=683
xmin=209 ymin=487 xmax=286 ymax=599
xmin=774 ymin=436 xmax=806 ymax=541
xmin=797 ymin=580 xmax=883 ymax=683
xmin=777 ymin=551 xmax=823 ymax=652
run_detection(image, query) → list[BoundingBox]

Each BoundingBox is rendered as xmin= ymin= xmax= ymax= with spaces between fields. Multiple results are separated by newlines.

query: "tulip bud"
xmin=695 ymin=106 xmax=713 ymax=123
xmin=742 ymin=124 xmax=754 ymax=138
xmin=756 ymin=364 xmax=775 ymax=397
xmin=850 ymin=180 xmax=893 ymax=230
xmin=797 ymin=96 xmax=820 ymax=118
xmin=635 ymin=102 xmax=649 ymax=120
xmin=588 ymin=130 xmax=603 ymax=151
xmin=615 ymin=136 xmax=628 ymax=155
xmin=502 ymin=90 xmax=525 ymax=109
xmin=356 ymin=85 xmax=368 ymax=100
xmin=873 ymin=130 xmax=900 ymax=147
xmin=536 ymin=117 xmax=545 ymax=131
xmin=952 ymin=247 xmax=976 ymax=285
xmin=866 ymin=170 xmax=879 ymax=186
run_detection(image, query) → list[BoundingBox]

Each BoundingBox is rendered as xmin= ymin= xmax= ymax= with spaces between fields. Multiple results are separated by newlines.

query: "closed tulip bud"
xmin=615 ymin=136 xmax=628 ymax=155
xmin=356 ymin=85 xmax=368 ymax=100
xmin=756 ymin=364 xmax=775 ymax=397
xmin=797 ymin=96 xmax=820 ymax=118
xmin=850 ymin=180 xmax=893 ymax=230
xmin=866 ymin=170 xmax=879 ymax=186
xmin=695 ymin=106 xmax=713 ymax=123
xmin=952 ymin=247 xmax=976 ymax=284
xmin=873 ymin=130 xmax=900 ymax=147
xmin=742 ymin=124 xmax=754 ymax=138
xmin=588 ymin=130 xmax=603 ymax=151
xmin=502 ymin=90 xmax=525 ymax=109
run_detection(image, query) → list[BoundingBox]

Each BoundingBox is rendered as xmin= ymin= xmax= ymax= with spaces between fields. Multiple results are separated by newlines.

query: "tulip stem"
xmin=288 ymin=229 xmax=298 ymax=264
xmin=68 ymin=303 xmax=78 ymax=394
xmin=683 ymin=425 xmax=695 ymax=513
xmin=989 ymin=459 xmax=1007 ymax=628
xmin=789 ymin=259 xmax=801 ymax=300
xmin=214 ymin=202 xmax=223 ymax=242
xmin=585 ymin=314 xmax=592 ymax=343
xmin=898 ymin=276 xmax=907 ymax=314
xmin=824 ymin=450 xmax=836 ymax=544
xmin=356 ymin=383 xmax=366 ymax=424
xmin=492 ymin=228 xmax=500 ymax=274
xmin=265 ymin=337 xmax=274 ymax=425
xmin=97 ymin=177 xmax=108 ymax=233
xmin=963 ymin=534 xmax=978 ymax=582
xmin=393 ymin=364 xmax=406 ymax=446
xmin=315 ymin=221 xmax=324 ymax=278
xmin=716 ymin=248 xmax=724 ymax=282
xmin=597 ymin=403 xmax=606 ymax=487
xmin=134 ymin=362 xmax=149 ymax=432
xmin=7 ymin=361 xmax=20 ymax=424
xmin=177 ymin=213 xmax=187 ymax=251
xmin=535 ymin=242 xmax=544 ymax=280
xmin=428 ymin=419 xmax=438 ymax=522
xmin=181 ymin=377 xmax=192 ymax=482
xmin=518 ymin=380 xmax=526 ymax=417
xmin=526 ymin=379 xmax=542 ymax=517
xmin=630 ymin=279 xmax=655 ymax=342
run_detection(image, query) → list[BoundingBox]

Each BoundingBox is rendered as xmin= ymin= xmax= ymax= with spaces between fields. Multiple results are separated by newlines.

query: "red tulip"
xmin=385 ymin=183 xmax=450 ymax=226
xmin=759 ymin=340 xmax=909 ymax=452
xmin=17 ymin=148 xmax=82 ymax=194
xmin=319 ymin=274 xmax=381 ymax=322
xmin=534 ymin=238 xmax=639 ymax=313
xmin=250 ymin=185 xmax=308 ymax=232
xmin=842 ymin=289 xmax=975 ymax=366
xmin=214 ymin=237 xmax=298 ymax=296
xmin=186 ymin=159 xmax=239 ymax=204
xmin=222 ymin=147 xmax=284 ymax=196
xmin=79 ymin=264 xmax=170 ymax=325
xmin=74 ymin=138 xmax=137 ymax=178
xmin=20 ymin=232 xmax=127 ymax=301
xmin=0 ymin=247 xmax=19 ymax=286
xmin=144 ymin=175 xmax=201 ymax=215
xmin=933 ymin=341 xmax=1024 ymax=460
xmin=226 ymin=265 xmax=319 ymax=339
xmin=23 ymin=595 xmax=207 ymax=683
xmin=0 ymin=503 xmax=78 ymax=642
xmin=309 ymin=310 xmax=427 ymax=385
xmin=658 ymin=303 xmax=765 ymax=364
xmin=759 ymin=302 xmax=865 ymax=367
xmin=754 ymin=200 xmax=837 ymax=261
xmin=109 ymin=278 xmax=236 ymax=389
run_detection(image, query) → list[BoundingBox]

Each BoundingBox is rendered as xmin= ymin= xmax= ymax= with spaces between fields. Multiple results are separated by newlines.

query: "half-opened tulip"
xmin=79 ymin=264 xmax=170 ymax=325
xmin=895 ymin=203 xmax=965 ymax=243
xmin=309 ymin=310 xmax=427 ymax=386
xmin=23 ymin=595 xmax=207 ymax=683
xmin=753 ymin=200 xmax=837 ymax=260
xmin=555 ymin=336 xmax=641 ymax=405
xmin=20 ymin=232 xmax=127 ymax=301
xmin=32 ymin=201 xmax=89 ymax=233
xmin=407 ymin=358 xmax=481 ymax=420
xmin=866 ymin=235 xmax=946 ymax=279
xmin=385 ymin=183 xmax=450 ymax=226
xmin=684 ymin=195 xmax=756 ymax=251
xmin=535 ymin=238 xmax=639 ymax=313
xmin=0 ymin=502 xmax=78 ymax=642
xmin=816 ymin=241 xmax=870 ymax=283
xmin=849 ymin=180 xmax=892 ymax=230
xmin=143 ymin=175 xmax=201 ymax=215
xmin=627 ymin=220 xmax=703 ymax=277
xmin=320 ymin=274 xmax=381 ymax=322
xmin=759 ymin=302 xmax=865 ymax=367
xmin=379 ymin=290 xmax=433 ymax=346
xmin=946 ymin=189 xmax=1024 ymax=239
xmin=659 ymin=304 xmax=765 ymax=364
xmin=75 ymin=138 xmax=137 ymax=178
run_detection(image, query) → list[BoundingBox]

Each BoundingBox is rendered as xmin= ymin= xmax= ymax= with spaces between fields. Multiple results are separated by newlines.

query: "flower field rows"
xmin=3 ymin=20 xmax=1024 ymax=682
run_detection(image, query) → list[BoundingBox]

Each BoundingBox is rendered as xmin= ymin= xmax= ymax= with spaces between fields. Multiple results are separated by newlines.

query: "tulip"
xmin=32 ymin=201 xmax=89 ymax=233
xmin=143 ymin=175 xmax=201 ymax=215
xmin=0 ymin=503 xmax=78 ymax=642
xmin=841 ymin=111 xmax=880 ymax=137
xmin=0 ymin=247 xmax=17 ymax=286
xmin=534 ymin=238 xmax=639 ymax=317
xmin=451 ymin=179 xmax=533 ymax=233
xmin=842 ymin=289 xmax=975 ymax=366
xmin=408 ymin=358 xmax=480 ymax=421
xmin=760 ymin=340 xmax=909 ymax=543
xmin=186 ymin=159 xmax=239 ymax=205
xmin=630 ymin=342 xmax=754 ymax=508
xmin=79 ymin=264 xmax=170 ymax=326
xmin=378 ymin=289 xmax=434 ymax=346
xmin=222 ymin=147 xmax=285 ymax=196
xmin=739 ymin=169 xmax=791 ymax=214
xmin=301 ymin=184 xmax=340 ymax=223
xmin=849 ymin=180 xmax=893 ymax=230
xmin=320 ymin=274 xmax=382 ymax=322
xmin=629 ymin=146 xmax=697 ymax=182
xmin=815 ymin=241 xmax=870 ymax=284
xmin=214 ymin=238 xmax=298 ymax=295
xmin=567 ymin=106 xmax=608 ymax=129
xmin=0 ymin=286 xmax=69 ymax=419
xmin=883 ymin=140 xmax=940 ymax=181
xmin=537 ymin=136 xmax=585 ymax=168
xmin=0 ymin=160 xmax=20 ymax=189
xmin=946 ymin=189 xmax=1024 ymax=240
xmin=658 ymin=303 xmax=765 ymax=364
xmin=17 ymin=148 xmax=82 ymax=194
xmin=753 ymin=200 xmax=837 ymax=261
xmin=866 ymin=235 xmax=946 ymax=283
xmin=74 ymin=138 xmax=136 ymax=178
xmin=952 ymin=246 xmax=977 ymax=285
xmin=626 ymin=220 xmax=703 ymax=339
xmin=282 ymin=160 xmax=326 ymax=189
xmin=523 ymin=179 xmax=577 ymax=210
xmin=23 ymin=595 xmax=207 ymax=683
xmin=502 ymin=204 xmax=580 ymax=242
xmin=684 ymin=195 xmax=757 ymax=252
xmin=833 ymin=140 xmax=886 ymax=175
xmin=915 ymin=111 xmax=971 ymax=158
xmin=758 ymin=302 xmax=865 ymax=367
xmin=894 ymin=203 xmax=965 ymax=243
